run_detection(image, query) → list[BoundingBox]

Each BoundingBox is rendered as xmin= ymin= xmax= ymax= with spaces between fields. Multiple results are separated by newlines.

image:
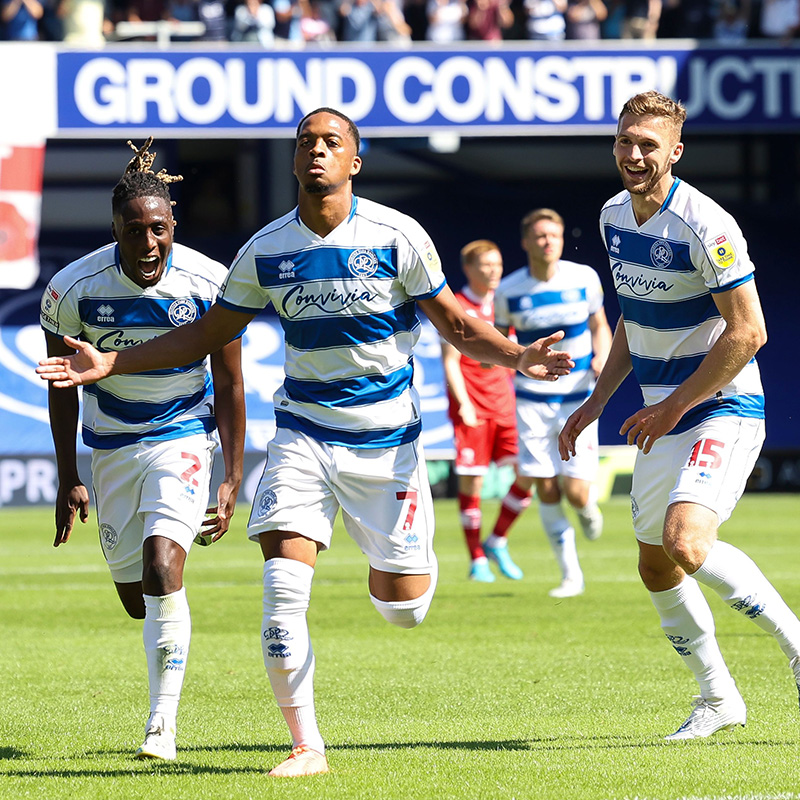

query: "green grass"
xmin=2 ymin=495 xmax=800 ymax=800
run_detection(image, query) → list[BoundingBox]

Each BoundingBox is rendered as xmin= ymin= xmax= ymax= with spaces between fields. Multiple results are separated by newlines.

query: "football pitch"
xmin=2 ymin=494 xmax=800 ymax=800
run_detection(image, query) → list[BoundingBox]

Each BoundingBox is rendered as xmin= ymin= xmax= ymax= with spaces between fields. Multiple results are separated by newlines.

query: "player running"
xmin=560 ymin=91 xmax=800 ymax=739
xmin=40 ymin=139 xmax=245 ymax=761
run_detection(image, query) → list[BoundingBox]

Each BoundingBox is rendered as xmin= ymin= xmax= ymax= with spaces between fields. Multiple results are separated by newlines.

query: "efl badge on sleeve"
xmin=706 ymin=234 xmax=736 ymax=269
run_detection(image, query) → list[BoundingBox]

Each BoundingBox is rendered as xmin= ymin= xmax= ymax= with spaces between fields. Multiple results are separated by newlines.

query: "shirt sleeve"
xmin=40 ymin=273 xmax=81 ymax=337
xmin=218 ymin=241 xmax=272 ymax=313
xmin=693 ymin=206 xmax=755 ymax=293
xmin=395 ymin=215 xmax=447 ymax=300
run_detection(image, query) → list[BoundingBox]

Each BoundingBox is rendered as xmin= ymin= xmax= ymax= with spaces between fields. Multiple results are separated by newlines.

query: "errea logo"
xmin=97 ymin=304 xmax=115 ymax=322
xmin=278 ymin=260 xmax=296 ymax=279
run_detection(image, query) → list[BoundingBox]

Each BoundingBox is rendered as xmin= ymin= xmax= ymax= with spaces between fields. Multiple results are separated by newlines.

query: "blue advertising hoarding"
xmin=55 ymin=44 xmax=800 ymax=137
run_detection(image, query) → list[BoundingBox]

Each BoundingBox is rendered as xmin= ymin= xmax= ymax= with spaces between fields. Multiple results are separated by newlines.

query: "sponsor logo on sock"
xmin=266 ymin=642 xmax=291 ymax=658
xmin=264 ymin=626 xmax=292 ymax=641
xmin=665 ymin=633 xmax=692 ymax=656
xmin=731 ymin=594 xmax=765 ymax=619
xmin=163 ymin=645 xmax=187 ymax=671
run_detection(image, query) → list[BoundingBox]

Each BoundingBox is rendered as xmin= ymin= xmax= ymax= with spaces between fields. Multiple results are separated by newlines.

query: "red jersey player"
xmin=441 ymin=240 xmax=522 ymax=582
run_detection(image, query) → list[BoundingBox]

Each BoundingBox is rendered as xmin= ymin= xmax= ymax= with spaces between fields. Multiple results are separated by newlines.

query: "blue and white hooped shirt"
xmin=218 ymin=196 xmax=446 ymax=449
xmin=600 ymin=178 xmax=764 ymax=434
xmin=494 ymin=260 xmax=604 ymax=406
xmin=40 ymin=242 xmax=229 ymax=450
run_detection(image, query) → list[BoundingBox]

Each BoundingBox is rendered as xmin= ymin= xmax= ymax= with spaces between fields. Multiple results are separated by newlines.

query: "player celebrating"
xmin=488 ymin=209 xmax=611 ymax=597
xmin=40 ymin=139 xmax=245 ymax=760
xmin=560 ymin=90 xmax=800 ymax=738
xmin=38 ymin=109 xmax=573 ymax=777
xmin=441 ymin=240 xmax=518 ymax=582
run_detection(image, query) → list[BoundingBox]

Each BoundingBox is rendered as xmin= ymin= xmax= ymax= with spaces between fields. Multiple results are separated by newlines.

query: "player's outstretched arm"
xmin=37 ymin=304 xmax=255 ymax=388
xmin=517 ymin=331 xmax=574 ymax=382
xmin=420 ymin=284 xmax=573 ymax=380
xmin=38 ymin=335 xmax=115 ymax=388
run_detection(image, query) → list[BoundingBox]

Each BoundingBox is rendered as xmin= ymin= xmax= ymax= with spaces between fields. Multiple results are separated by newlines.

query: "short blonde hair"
xmin=520 ymin=208 xmax=564 ymax=238
xmin=618 ymin=91 xmax=686 ymax=140
xmin=460 ymin=239 xmax=501 ymax=267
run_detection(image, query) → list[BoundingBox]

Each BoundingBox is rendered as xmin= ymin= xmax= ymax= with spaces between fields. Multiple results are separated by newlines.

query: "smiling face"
xmin=112 ymin=195 xmax=175 ymax=288
xmin=613 ymin=113 xmax=684 ymax=200
xmin=293 ymin=112 xmax=362 ymax=197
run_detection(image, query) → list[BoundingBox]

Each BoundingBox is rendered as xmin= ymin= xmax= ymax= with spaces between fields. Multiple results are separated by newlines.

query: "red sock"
xmin=492 ymin=482 xmax=533 ymax=538
xmin=458 ymin=493 xmax=483 ymax=559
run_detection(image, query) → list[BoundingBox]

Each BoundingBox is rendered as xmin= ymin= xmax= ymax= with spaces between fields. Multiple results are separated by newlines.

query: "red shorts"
xmin=453 ymin=416 xmax=518 ymax=476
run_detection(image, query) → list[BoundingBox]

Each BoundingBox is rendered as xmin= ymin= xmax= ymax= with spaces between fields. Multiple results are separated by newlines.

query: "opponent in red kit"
xmin=441 ymin=240 xmax=521 ymax=582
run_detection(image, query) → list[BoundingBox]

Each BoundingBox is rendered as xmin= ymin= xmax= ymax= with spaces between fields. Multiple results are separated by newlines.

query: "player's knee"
xmin=369 ymin=574 xmax=437 ymax=629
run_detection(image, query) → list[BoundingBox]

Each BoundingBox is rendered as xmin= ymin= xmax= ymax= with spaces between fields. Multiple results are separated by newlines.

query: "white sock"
xmin=649 ymin=577 xmax=738 ymax=700
xmin=483 ymin=533 xmax=507 ymax=549
xmin=143 ymin=587 xmax=191 ymax=722
xmin=539 ymin=502 xmax=582 ymax=583
xmin=693 ymin=541 xmax=800 ymax=660
xmin=262 ymin=558 xmax=324 ymax=754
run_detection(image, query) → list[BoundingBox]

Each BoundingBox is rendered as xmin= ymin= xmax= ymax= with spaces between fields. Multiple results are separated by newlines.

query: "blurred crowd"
xmin=1 ymin=0 xmax=798 ymax=48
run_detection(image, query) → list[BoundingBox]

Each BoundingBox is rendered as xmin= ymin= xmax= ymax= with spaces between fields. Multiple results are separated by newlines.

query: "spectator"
xmin=620 ymin=0 xmax=660 ymax=38
xmin=403 ymin=0 xmax=428 ymax=38
xmin=425 ymin=0 xmax=466 ymax=40
xmin=1 ymin=0 xmax=44 ymax=39
xmin=658 ymin=0 xmax=709 ymax=37
xmin=231 ymin=0 xmax=275 ymax=42
xmin=712 ymin=0 xmax=749 ymax=40
xmin=465 ymin=0 xmax=513 ymax=39
xmin=197 ymin=0 xmax=227 ymax=39
xmin=759 ymin=0 xmax=799 ymax=40
xmin=164 ymin=0 xmax=202 ymax=39
xmin=58 ymin=0 xmax=107 ymax=42
xmin=523 ymin=0 xmax=566 ymax=39
xmin=126 ymin=0 xmax=166 ymax=23
xmin=337 ymin=0 xmax=379 ymax=40
xmin=273 ymin=0 xmax=304 ymax=40
xmin=565 ymin=0 xmax=606 ymax=37
xmin=601 ymin=0 xmax=624 ymax=35
xmin=301 ymin=0 xmax=335 ymax=39
xmin=377 ymin=0 xmax=411 ymax=40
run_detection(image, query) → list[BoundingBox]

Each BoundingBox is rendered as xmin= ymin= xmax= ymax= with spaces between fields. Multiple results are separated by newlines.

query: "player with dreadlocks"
xmin=40 ymin=138 xmax=245 ymax=761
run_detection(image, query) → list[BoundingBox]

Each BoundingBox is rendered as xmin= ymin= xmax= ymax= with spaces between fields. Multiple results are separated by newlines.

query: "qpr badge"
xmin=99 ymin=523 xmax=118 ymax=550
xmin=347 ymin=248 xmax=379 ymax=279
xmin=258 ymin=489 xmax=278 ymax=517
xmin=650 ymin=239 xmax=673 ymax=269
xmin=168 ymin=299 xmax=198 ymax=326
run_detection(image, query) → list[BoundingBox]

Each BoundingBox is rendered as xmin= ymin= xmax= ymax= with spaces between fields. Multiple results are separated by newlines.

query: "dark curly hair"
xmin=111 ymin=137 xmax=183 ymax=215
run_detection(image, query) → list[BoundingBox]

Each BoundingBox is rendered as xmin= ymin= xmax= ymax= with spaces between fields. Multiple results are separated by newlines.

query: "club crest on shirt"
xmin=347 ymin=248 xmax=379 ymax=278
xmin=168 ymin=299 xmax=198 ymax=326
xmin=705 ymin=234 xmax=736 ymax=269
xmin=650 ymin=239 xmax=673 ymax=268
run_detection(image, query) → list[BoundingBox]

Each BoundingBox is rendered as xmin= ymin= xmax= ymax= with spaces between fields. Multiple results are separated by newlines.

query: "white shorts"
xmin=91 ymin=433 xmax=217 ymax=583
xmin=248 ymin=428 xmax=436 ymax=575
xmin=631 ymin=416 xmax=765 ymax=546
xmin=516 ymin=398 xmax=599 ymax=481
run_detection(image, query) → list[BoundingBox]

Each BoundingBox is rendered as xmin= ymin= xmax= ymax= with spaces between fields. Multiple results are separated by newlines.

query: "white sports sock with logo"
xmin=539 ymin=502 xmax=582 ymax=583
xmin=693 ymin=540 xmax=800 ymax=660
xmin=649 ymin=576 xmax=738 ymax=701
xmin=143 ymin=587 xmax=191 ymax=722
xmin=262 ymin=558 xmax=324 ymax=754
